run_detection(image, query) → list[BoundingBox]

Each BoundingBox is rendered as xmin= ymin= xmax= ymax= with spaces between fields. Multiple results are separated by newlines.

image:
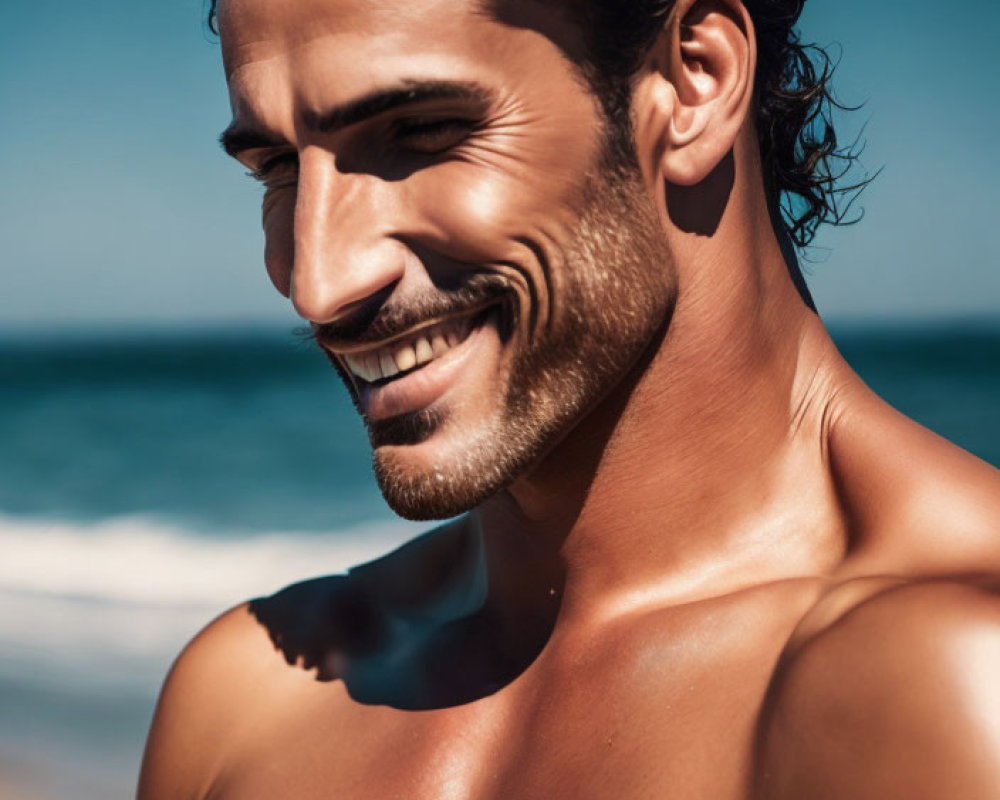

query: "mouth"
xmin=326 ymin=303 xmax=502 ymax=421
xmin=334 ymin=308 xmax=483 ymax=385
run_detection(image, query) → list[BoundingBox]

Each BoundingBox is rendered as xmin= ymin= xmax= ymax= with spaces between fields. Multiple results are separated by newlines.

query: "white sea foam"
xmin=0 ymin=512 xmax=422 ymax=607
xmin=0 ymin=512 xmax=425 ymax=696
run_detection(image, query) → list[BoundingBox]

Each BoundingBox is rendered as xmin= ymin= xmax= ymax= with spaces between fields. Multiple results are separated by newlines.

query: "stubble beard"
xmin=372 ymin=155 xmax=676 ymax=521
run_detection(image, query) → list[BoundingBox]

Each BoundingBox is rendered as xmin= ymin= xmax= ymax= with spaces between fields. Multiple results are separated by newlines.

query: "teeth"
xmin=344 ymin=354 xmax=365 ymax=379
xmin=365 ymin=354 xmax=382 ymax=382
xmin=393 ymin=343 xmax=417 ymax=372
xmin=431 ymin=333 xmax=449 ymax=357
xmin=415 ymin=337 xmax=434 ymax=364
xmin=340 ymin=313 xmax=483 ymax=383
xmin=379 ymin=350 xmax=399 ymax=378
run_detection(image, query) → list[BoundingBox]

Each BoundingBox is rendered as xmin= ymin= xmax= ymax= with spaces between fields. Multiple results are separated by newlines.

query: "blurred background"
xmin=1 ymin=0 xmax=997 ymax=797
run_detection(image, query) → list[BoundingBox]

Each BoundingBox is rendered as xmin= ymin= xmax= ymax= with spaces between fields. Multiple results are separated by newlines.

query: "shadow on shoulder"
xmin=246 ymin=518 xmax=540 ymax=710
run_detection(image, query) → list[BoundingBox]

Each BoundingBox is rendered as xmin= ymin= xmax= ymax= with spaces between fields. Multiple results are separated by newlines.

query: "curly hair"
xmin=486 ymin=0 xmax=869 ymax=248
xmin=208 ymin=0 xmax=868 ymax=248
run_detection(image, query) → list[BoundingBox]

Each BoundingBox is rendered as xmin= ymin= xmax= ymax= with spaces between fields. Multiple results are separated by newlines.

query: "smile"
xmin=332 ymin=307 xmax=490 ymax=386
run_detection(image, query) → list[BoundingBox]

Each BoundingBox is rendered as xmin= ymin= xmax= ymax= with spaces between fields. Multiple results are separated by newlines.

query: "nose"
xmin=288 ymin=150 xmax=405 ymax=324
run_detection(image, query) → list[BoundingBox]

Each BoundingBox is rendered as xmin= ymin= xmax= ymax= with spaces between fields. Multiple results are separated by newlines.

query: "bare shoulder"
xmin=138 ymin=605 xmax=266 ymax=800
xmin=757 ymin=576 xmax=1000 ymax=800
xmin=137 ymin=570 xmax=388 ymax=800
xmin=137 ymin=601 xmax=292 ymax=800
xmin=138 ymin=521 xmax=472 ymax=799
xmin=827 ymin=373 xmax=1000 ymax=572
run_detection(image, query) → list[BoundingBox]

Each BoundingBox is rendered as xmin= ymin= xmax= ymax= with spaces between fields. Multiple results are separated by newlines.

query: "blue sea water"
xmin=0 ymin=331 xmax=390 ymax=533
xmin=0 ymin=322 xmax=997 ymax=798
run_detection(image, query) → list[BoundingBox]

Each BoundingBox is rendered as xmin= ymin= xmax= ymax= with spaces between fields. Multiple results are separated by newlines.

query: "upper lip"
xmin=317 ymin=301 xmax=497 ymax=357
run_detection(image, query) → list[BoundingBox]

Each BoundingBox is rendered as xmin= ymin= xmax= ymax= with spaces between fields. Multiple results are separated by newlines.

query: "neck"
xmin=476 ymin=169 xmax=851 ymax=627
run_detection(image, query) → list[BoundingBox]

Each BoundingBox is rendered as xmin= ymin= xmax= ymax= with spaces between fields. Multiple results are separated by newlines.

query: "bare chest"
xmin=213 ymin=608 xmax=793 ymax=800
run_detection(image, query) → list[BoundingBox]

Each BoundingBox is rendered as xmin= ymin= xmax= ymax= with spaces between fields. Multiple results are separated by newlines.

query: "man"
xmin=139 ymin=0 xmax=1000 ymax=797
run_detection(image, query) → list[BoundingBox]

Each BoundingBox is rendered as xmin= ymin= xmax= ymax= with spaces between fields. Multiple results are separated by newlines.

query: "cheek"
xmin=413 ymin=163 xmax=578 ymax=261
xmin=410 ymin=164 xmax=589 ymax=339
xmin=262 ymin=187 xmax=295 ymax=296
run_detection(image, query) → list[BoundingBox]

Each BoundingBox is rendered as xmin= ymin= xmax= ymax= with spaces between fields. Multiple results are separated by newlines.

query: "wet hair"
xmin=207 ymin=0 xmax=868 ymax=248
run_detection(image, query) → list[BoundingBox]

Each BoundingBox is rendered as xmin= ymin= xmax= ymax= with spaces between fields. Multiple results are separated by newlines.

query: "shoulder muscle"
xmin=758 ymin=578 xmax=1000 ymax=800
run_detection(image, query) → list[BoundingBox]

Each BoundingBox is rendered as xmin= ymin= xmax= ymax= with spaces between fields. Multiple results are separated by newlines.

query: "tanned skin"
xmin=139 ymin=0 xmax=1000 ymax=797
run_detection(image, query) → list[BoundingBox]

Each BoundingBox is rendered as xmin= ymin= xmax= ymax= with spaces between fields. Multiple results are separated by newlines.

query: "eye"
xmin=393 ymin=117 xmax=476 ymax=155
xmin=248 ymin=151 xmax=299 ymax=186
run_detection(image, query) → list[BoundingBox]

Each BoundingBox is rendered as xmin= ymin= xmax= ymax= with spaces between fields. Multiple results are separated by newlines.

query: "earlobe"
xmin=642 ymin=0 xmax=755 ymax=187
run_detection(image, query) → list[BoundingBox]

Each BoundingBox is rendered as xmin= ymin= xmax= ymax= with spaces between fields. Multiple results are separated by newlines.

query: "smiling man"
xmin=139 ymin=0 xmax=1000 ymax=798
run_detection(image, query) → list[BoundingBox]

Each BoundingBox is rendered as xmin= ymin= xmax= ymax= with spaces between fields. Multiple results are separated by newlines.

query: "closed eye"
xmin=248 ymin=150 xmax=299 ymax=185
xmin=392 ymin=117 xmax=477 ymax=155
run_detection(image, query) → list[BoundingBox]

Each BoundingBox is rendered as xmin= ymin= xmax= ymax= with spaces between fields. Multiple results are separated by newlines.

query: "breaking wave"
xmin=0 ymin=512 xmax=421 ymax=607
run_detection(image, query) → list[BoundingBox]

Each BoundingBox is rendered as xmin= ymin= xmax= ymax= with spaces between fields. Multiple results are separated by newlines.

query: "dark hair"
xmin=208 ymin=0 xmax=869 ymax=248
xmin=487 ymin=0 xmax=869 ymax=249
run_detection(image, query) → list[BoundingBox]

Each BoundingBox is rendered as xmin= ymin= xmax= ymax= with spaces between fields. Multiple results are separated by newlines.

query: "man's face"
xmin=219 ymin=0 xmax=675 ymax=519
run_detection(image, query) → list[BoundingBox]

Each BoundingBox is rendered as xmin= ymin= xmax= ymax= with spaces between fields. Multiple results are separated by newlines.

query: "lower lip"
xmin=358 ymin=313 xmax=498 ymax=421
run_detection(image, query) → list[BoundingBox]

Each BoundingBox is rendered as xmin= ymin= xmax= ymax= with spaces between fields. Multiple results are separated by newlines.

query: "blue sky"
xmin=1 ymin=0 xmax=997 ymax=330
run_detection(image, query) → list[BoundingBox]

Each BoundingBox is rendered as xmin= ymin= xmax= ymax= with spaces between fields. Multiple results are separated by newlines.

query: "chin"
xmin=367 ymin=409 xmax=498 ymax=520
xmin=371 ymin=447 xmax=491 ymax=522
xmin=369 ymin=387 xmax=557 ymax=519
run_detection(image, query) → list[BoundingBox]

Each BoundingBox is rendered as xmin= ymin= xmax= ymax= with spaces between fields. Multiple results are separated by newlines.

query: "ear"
xmin=634 ymin=0 xmax=755 ymax=187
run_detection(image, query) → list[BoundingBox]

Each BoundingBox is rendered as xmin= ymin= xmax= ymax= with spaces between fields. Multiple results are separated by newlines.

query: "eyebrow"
xmin=219 ymin=79 xmax=496 ymax=158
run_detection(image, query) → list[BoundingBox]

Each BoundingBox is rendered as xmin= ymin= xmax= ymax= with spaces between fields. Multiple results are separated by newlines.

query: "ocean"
xmin=1 ymin=322 xmax=997 ymax=798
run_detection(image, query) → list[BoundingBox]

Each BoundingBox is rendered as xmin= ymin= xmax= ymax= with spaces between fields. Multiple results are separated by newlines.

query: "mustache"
xmin=311 ymin=274 xmax=514 ymax=349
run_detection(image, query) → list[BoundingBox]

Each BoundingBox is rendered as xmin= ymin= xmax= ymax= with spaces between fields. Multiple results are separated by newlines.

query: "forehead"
xmin=218 ymin=0 xmax=580 ymax=89
xmin=220 ymin=0 xmax=468 ymax=69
